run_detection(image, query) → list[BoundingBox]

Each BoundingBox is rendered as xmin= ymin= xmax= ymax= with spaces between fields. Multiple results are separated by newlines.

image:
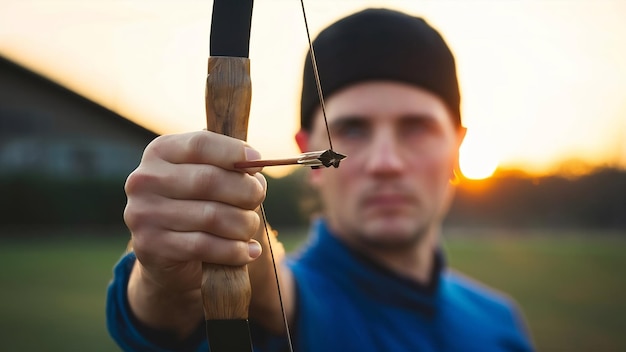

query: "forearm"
xmin=127 ymin=261 xmax=204 ymax=340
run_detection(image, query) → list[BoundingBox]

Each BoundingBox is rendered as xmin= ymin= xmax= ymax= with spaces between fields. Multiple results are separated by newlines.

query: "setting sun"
xmin=459 ymin=131 xmax=500 ymax=180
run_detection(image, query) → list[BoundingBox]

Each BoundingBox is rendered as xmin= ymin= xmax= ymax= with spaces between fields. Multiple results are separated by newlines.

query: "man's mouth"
xmin=362 ymin=193 xmax=415 ymax=212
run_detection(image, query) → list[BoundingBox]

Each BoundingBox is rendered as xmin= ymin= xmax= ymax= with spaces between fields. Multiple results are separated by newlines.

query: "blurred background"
xmin=0 ymin=0 xmax=624 ymax=350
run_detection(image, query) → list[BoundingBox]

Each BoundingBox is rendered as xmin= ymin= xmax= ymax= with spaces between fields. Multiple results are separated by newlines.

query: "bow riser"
xmin=202 ymin=0 xmax=255 ymax=348
xmin=203 ymin=56 xmax=254 ymax=352
xmin=205 ymin=57 xmax=252 ymax=141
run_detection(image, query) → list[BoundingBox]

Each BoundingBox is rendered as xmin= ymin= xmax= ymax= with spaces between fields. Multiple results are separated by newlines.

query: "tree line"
xmin=264 ymin=167 xmax=626 ymax=232
xmin=0 ymin=167 xmax=624 ymax=235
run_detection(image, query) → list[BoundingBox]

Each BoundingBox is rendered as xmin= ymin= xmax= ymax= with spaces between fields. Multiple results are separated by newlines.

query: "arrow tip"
xmin=318 ymin=149 xmax=347 ymax=168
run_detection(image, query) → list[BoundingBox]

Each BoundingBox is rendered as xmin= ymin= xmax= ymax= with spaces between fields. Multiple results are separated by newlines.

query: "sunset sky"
xmin=1 ymin=0 xmax=625 ymax=178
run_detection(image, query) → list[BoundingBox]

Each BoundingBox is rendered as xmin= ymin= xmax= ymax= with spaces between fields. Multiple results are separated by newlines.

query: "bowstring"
xmin=260 ymin=204 xmax=294 ymax=352
xmin=260 ymin=3 xmax=333 ymax=352
xmin=299 ymin=0 xmax=334 ymax=151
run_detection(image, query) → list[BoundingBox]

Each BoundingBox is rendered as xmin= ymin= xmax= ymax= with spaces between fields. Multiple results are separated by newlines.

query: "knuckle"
xmin=125 ymin=170 xmax=156 ymax=196
xmin=185 ymin=233 xmax=207 ymax=258
xmin=252 ymin=178 xmax=267 ymax=204
xmin=126 ymin=222 xmax=153 ymax=255
xmin=124 ymin=196 xmax=162 ymax=234
xmin=130 ymin=229 xmax=149 ymax=251
xmin=144 ymin=135 xmax=168 ymax=159
xmin=246 ymin=210 xmax=262 ymax=235
xmin=241 ymin=176 xmax=266 ymax=210
xmin=123 ymin=202 xmax=146 ymax=231
xmin=200 ymin=203 xmax=219 ymax=230
xmin=124 ymin=169 xmax=142 ymax=195
xmin=185 ymin=132 xmax=208 ymax=161
xmin=233 ymin=210 xmax=261 ymax=241
xmin=123 ymin=204 xmax=136 ymax=229
xmin=192 ymin=166 xmax=217 ymax=194
xmin=252 ymin=174 xmax=267 ymax=203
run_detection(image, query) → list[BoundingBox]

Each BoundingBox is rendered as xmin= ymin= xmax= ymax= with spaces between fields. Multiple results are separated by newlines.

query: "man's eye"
xmin=334 ymin=123 xmax=368 ymax=140
xmin=401 ymin=119 xmax=435 ymax=137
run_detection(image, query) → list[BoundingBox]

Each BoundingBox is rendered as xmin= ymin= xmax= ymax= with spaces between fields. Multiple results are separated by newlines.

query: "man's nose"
xmin=363 ymin=130 xmax=405 ymax=175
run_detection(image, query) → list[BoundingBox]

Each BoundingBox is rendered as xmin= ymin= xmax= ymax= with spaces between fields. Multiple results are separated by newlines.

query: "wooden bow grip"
xmin=202 ymin=56 xmax=253 ymax=343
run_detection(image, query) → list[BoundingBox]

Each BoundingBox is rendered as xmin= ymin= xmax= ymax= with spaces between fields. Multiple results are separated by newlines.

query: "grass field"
xmin=0 ymin=230 xmax=624 ymax=351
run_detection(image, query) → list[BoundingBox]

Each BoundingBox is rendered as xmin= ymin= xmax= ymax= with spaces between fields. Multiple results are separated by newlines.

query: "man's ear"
xmin=452 ymin=126 xmax=468 ymax=182
xmin=295 ymin=129 xmax=309 ymax=153
xmin=457 ymin=126 xmax=467 ymax=147
xmin=295 ymin=128 xmax=324 ymax=187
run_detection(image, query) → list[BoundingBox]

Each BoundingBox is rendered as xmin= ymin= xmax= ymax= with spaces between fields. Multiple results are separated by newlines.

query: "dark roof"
xmin=0 ymin=54 xmax=159 ymax=140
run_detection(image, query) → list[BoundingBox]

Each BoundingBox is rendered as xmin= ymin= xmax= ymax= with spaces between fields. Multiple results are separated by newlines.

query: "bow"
xmin=202 ymin=1 xmax=340 ymax=350
xmin=201 ymin=0 xmax=255 ymax=351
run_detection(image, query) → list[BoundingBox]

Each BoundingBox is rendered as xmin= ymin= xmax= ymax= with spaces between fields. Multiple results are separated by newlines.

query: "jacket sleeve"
xmin=105 ymin=252 xmax=207 ymax=352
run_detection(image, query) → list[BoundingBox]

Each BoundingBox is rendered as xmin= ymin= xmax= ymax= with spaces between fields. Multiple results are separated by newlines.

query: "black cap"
xmin=300 ymin=8 xmax=461 ymax=130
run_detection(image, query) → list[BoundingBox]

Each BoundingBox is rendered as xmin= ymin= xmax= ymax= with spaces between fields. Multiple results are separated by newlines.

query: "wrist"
xmin=127 ymin=260 xmax=203 ymax=340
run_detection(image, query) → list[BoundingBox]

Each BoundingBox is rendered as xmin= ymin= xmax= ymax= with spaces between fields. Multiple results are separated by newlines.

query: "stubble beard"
xmin=345 ymin=217 xmax=431 ymax=253
xmin=329 ymin=189 xmax=433 ymax=253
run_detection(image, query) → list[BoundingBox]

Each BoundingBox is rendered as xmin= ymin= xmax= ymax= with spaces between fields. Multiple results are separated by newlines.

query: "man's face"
xmin=297 ymin=81 xmax=464 ymax=250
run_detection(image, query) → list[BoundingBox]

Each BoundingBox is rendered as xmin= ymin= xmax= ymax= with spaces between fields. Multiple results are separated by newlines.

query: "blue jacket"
xmin=107 ymin=219 xmax=534 ymax=351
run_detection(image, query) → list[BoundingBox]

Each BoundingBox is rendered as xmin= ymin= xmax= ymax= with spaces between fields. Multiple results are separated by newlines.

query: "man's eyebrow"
xmin=327 ymin=113 xmax=438 ymax=130
xmin=327 ymin=115 xmax=369 ymax=129
xmin=398 ymin=113 xmax=437 ymax=122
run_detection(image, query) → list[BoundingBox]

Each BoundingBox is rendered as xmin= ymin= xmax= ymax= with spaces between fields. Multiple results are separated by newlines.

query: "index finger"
xmin=145 ymin=131 xmax=262 ymax=173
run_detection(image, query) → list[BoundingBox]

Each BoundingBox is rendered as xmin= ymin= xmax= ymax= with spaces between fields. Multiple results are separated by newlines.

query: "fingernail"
xmin=248 ymin=240 xmax=262 ymax=259
xmin=245 ymin=147 xmax=261 ymax=161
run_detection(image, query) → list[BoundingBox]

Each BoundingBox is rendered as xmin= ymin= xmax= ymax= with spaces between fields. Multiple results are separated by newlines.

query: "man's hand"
xmin=123 ymin=130 xmax=266 ymax=338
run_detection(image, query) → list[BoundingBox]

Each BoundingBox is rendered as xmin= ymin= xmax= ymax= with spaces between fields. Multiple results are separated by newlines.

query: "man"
xmin=107 ymin=8 xmax=533 ymax=351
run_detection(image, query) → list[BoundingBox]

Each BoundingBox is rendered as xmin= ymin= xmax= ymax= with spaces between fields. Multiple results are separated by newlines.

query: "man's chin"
xmin=357 ymin=219 xmax=425 ymax=250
